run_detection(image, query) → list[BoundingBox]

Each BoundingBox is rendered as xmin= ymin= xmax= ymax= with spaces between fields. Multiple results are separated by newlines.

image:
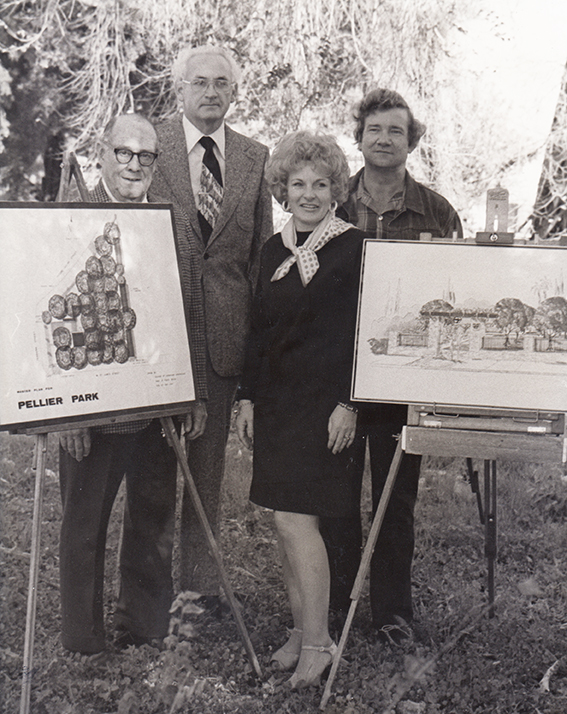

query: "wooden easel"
xmin=404 ymin=405 xmax=565 ymax=616
xmin=18 ymin=415 xmax=262 ymax=713
xmin=56 ymin=151 xmax=90 ymax=202
xmin=321 ymin=405 xmax=567 ymax=709
xmin=19 ymin=433 xmax=48 ymax=714
xmin=20 ymin=150 xmax=89 ymax=714
xmin=321 ymin=191 xmax=565 ymax=708
xmin=18 ymin=160 xmax=262 ymax=713
xmin=160 ymin=416 xmax=262 ymax=679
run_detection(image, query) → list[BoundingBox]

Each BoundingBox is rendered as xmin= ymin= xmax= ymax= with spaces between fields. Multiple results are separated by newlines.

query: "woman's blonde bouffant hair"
xmin=265 ymin=131 xmax=350 ymax=205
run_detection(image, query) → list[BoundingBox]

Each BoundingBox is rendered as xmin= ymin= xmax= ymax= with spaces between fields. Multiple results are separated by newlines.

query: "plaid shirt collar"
xmin=351 ymin=168 xmax=426 ymax=217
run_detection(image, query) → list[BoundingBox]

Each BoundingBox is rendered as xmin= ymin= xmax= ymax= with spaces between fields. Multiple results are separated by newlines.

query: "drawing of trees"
xmin=420 ymin=299 xmax=454 ymax=359
xmin=532 ymin=296 xmax=567 ymax=349
xmin=493 ymin=298 xmax=532 ymax=347
xmin=525 ymin=304 xmax=536 ymax=325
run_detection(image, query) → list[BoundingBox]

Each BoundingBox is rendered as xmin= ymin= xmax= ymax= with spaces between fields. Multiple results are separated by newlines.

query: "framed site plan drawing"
xmin=0 ymin=203 xmax=196 ymax=431
xmin=352 ymin=240 xmax=567 ymax=412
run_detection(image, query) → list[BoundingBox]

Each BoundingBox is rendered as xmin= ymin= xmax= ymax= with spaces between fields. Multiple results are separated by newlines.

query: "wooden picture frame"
xmin=352 ymin=240 xmax=567 ymax=412
xmin=0 ymin=203 xmax=196 ymax=431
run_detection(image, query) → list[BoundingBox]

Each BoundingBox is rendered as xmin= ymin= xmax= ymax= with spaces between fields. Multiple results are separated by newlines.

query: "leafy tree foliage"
xmin=493 ymin=297 xmax=530 ymax=346
xmin=532 ymin=295 xmax=567 ymax=348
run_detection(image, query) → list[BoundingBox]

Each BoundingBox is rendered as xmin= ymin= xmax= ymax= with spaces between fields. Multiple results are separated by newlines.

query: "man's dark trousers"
xmin=179 ymin=355 xmax=238 ymax=594
xmin=59 ymin=420 xmax=177 ymax=653
xmin=321 ymin=403 xmax=421 ymax=627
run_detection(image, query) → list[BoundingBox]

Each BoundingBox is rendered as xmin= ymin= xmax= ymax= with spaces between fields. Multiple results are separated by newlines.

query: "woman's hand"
xmin=327 ymin=403 xmax=357 ymax=454
xmin=236 ymin=400 xmax=254 ymax=450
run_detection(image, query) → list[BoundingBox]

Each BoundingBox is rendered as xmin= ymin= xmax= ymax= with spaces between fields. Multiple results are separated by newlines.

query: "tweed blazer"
xmin=150 ymin=115 xmax=273 ymax=378
xmin=90 ymin=180 xmax=208 ymax=403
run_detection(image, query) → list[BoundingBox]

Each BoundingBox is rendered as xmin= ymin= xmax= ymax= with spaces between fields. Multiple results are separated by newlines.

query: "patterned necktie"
xmin=198 ymin=136 xmax=223 ymax=243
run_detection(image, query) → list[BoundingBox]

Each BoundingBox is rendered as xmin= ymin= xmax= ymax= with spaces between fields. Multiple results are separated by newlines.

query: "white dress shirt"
xmin=182 ymin=116 xmax=226 ymax=203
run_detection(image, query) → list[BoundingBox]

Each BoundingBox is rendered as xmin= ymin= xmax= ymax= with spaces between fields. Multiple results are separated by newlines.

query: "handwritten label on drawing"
xmin=154 ymin=373 xmax=185 ymax=388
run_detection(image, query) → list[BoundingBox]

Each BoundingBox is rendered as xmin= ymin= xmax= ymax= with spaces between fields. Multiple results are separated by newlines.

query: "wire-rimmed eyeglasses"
xmin=181 ymin=78 xmax=233 ymax=94
xmin=113 ymin=148 xmax=158 ymax=167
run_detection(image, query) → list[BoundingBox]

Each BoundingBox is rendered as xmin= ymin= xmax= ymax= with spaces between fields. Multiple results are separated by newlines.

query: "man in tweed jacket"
xmin=150 ymin=46 xmax=273 ymax=600
xmin=58 ymin=113 xmax=207 ymax=653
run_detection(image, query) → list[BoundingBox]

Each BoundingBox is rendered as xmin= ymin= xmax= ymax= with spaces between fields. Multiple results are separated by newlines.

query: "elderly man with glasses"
xmin=150 ymin=46 xmax=273 ymax=608
xmin=57 ymin=113 xmax=208 ymax=653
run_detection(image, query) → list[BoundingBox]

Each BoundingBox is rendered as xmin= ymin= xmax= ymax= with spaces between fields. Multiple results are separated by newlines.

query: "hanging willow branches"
xmin=531 ymin=63 xmax=567 ymax=241
xmin=0 ymin=0 xmax=527 ymax=220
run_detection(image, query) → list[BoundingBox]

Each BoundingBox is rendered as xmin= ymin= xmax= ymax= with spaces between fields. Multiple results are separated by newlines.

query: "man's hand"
xmin=59 ymin=428 xmax=92 ymax=461
xmin=235 ymin=400 xmax=254 ymax=450
xmin=184 ymin=400 xmax=207 ymax=440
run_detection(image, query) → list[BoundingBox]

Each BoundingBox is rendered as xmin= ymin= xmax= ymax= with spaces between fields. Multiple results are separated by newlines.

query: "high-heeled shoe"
xmin=270 ymin=627 xmax=302 ymax=671
xmin=289 ymin=641 xmax=337 ymax=688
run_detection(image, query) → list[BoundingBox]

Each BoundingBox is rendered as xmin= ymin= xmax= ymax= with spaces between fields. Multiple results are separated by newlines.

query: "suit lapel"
xmin=207 ymin=125 xmax=255 ymax=244
xmin=159 ymin=119 xmax=258 ymax=246
xmin=162 ymin=116 xmax=202 ymax=240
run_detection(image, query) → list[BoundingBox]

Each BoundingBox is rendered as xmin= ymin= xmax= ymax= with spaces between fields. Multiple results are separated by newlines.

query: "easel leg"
xmin=484 ymin=460 xmax=497 ymax=618
xmin=466 ymin=458 xmax=484 ymax=524
xmin=20 ymin=433 xmax=48 ymax=714
xmin=160 ymin=417 xmax=262 ymax=679
xmin=320 ymin=440 xmax=404 ymax=710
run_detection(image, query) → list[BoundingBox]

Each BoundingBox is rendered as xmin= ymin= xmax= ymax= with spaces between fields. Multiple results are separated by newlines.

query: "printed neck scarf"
xmin=271 ymin=211 xmax=353 ymax=287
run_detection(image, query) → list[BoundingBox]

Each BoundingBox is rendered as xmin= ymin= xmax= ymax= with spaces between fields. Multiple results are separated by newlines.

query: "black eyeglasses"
xmin=113 ymin=148 xmax=158 ymax=167
xmin=181 ymin=78 xmax=233 ymax=94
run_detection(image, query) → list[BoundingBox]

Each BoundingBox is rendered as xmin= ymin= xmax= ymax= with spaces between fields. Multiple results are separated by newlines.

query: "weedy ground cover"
xmin=1 ymin=428 xmax=567 ymax=713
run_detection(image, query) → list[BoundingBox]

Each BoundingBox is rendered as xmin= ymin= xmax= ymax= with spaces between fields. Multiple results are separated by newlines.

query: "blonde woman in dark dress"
xmin=235 ymin=131 xmax=365 ymax=688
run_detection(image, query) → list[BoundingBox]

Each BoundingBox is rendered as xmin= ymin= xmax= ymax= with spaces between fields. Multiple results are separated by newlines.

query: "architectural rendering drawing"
xmin=0 ymin=204 xmax=195 ymax=430
xmin=352 ymin=241 xmax=567 ymax=411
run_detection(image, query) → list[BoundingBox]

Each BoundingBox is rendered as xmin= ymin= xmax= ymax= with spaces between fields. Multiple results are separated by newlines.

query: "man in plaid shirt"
xmin=58 ymin=113 xmax=207 ymax=653
xmin=321 ymin=89 xmax=462 ymax=642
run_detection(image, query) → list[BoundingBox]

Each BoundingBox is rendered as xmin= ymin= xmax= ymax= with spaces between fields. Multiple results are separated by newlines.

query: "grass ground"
xmin=2 ymin=427 xmax=567 ymax=713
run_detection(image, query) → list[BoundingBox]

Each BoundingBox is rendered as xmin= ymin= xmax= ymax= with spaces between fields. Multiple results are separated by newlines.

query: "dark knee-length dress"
xmin=238 ymin=225 xmax=365 ymax=518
